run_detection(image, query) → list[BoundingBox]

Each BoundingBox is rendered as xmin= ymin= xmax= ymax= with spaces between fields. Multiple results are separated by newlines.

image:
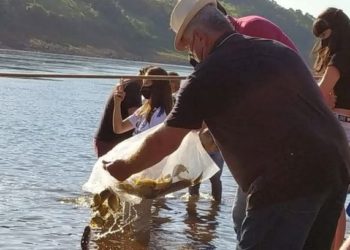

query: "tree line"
xmin=0 ymin=0 xmax=316 ymax=64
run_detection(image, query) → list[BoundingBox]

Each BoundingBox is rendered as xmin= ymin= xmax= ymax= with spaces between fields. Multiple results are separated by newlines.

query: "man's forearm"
xmin=105 ymin=124 xmax=191 ymax=181
xmin=125 ymin=125 xmax=189 ymax=175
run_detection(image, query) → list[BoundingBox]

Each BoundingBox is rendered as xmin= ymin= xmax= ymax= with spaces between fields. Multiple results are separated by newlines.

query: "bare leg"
xmin=189 ymin=183 xmax=200 ymax=196
xmin=209 ymin=151 xmax=224 ymax=202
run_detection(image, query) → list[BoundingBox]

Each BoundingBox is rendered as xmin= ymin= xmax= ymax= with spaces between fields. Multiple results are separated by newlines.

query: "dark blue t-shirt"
xmin=166 ymin=33 xmax=350 ymax=206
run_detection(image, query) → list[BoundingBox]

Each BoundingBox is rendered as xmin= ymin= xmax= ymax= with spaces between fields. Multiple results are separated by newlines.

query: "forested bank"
xmin=0 ymin=0 xmax=315 ymax=64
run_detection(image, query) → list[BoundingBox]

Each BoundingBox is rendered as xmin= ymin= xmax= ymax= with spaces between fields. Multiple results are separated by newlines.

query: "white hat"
xmin=170 ymin=0 xmax=217 ymax=51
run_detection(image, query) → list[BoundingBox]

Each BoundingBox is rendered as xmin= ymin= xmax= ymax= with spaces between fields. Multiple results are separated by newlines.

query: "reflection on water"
xmin=183 ymin=198 xmax=220 ymax=249
xmin=82 ymin=194 xmax=225 ymax=250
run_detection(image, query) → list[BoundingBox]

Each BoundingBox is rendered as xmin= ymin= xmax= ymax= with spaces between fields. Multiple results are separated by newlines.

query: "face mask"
xmin=188 ymin=32 xmax=204 ymax=66
xmin=188 ymin=53 xmax=198 ymax=68
xmin=141 ymin=86 xmax=152 ymax=99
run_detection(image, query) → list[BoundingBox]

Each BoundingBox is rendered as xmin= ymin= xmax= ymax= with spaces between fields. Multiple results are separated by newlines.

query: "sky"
xmin=274 ymin=0 xmax=350 ymax=18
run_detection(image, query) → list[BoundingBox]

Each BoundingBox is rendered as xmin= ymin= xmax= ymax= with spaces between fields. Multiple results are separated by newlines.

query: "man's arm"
xmin=105 ymin=124 xmax=191 ymax=181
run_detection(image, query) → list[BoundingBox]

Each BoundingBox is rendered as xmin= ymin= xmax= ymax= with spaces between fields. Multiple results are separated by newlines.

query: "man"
xmin=191 ymin=0 xmax=300 ymax=219
xmin=105 ymin=1 xmax=350 ymax=249
xmin=216 ymin=0 xmax=299 ymax=240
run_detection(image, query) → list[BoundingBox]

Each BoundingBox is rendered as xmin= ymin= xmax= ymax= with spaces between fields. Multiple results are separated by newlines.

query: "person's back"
xmin=215 ymin=3 xmax=305 ymax=237
xmin=189 ymin=34 xmax=350 ymax=196
xmin=228 ymin=15 xmax=298 ymax=52
xmin=189 ymin=2 xmax=300 ymax=205
xmin=172 ymin=31 xmax=350 ymax=249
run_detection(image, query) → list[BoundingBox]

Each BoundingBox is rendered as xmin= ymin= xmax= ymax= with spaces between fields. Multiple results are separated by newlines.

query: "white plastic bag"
xmin=83 ymin=124 xmax=219 ymax=204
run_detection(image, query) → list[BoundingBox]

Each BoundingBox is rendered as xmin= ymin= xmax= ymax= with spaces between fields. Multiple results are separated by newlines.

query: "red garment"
xmin=228 ymin=15 xmax=298 ymax=52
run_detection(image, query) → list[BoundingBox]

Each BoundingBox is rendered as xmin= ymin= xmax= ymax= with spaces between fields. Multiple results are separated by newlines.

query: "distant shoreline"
xmin=0 ymin=41 xmax=187 ymax=66
xmin=0 ymin=48 xmax=189 ymax=69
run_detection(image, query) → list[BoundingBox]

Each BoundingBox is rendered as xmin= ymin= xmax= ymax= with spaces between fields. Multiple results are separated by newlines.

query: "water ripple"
xmin=0 ymin=49 xmax=243 ymax=250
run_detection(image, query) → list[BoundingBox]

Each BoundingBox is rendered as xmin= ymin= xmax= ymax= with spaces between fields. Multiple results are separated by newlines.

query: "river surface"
xmin=0 ymin=49 xmax=240 ymax=250
xmin=1 ymin=49 xmax=350 ymax=250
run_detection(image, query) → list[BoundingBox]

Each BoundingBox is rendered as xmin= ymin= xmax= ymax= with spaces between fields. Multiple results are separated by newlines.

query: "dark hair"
xmin=312 ymin=19 xmax=330 ymax=37
xmin=139 ymin=65 xmax=154 ymax=76
xmin=139 ymin=67 xmax=173 ymax=123
xmin=168 ymin=71 xmax=181 ymax=94
xmin=312 ymin=8 xmax=350 ymax=73
xmin=124 ymin=65 xmax=153 ymax=88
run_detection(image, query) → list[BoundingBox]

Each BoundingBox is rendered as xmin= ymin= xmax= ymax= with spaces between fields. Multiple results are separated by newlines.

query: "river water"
xmin=1 ymin=49 xmax=350 ymax=250
xmin=0 ymin=49 xmax=238 ymax=249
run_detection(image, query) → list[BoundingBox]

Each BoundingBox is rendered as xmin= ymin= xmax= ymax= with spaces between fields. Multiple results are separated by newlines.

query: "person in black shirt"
xmin=312 ymin=8 xmax=350 ymax=250
xmin=105 ymin=1 xmax=350 ymax=249
xmin=93 ymin=66 xmax=151 ymax=157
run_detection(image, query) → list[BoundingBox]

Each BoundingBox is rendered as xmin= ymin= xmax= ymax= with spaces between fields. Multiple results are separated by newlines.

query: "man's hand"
xmin=103 ymin=159 xmax=132 ymax=181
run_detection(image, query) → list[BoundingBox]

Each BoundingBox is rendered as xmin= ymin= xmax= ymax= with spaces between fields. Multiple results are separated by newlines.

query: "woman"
xmin=93 ymin=66 xmax=151 ymax=157
xmin=313 ymin=8 xmax=350 ymax=115
xmin=112 ymin=66 xmax=172 ymax=244
xmin=312 ymin=7 xmax=350 ymax=250
xmin=113 ymin=66 xmax=172 ymax=135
